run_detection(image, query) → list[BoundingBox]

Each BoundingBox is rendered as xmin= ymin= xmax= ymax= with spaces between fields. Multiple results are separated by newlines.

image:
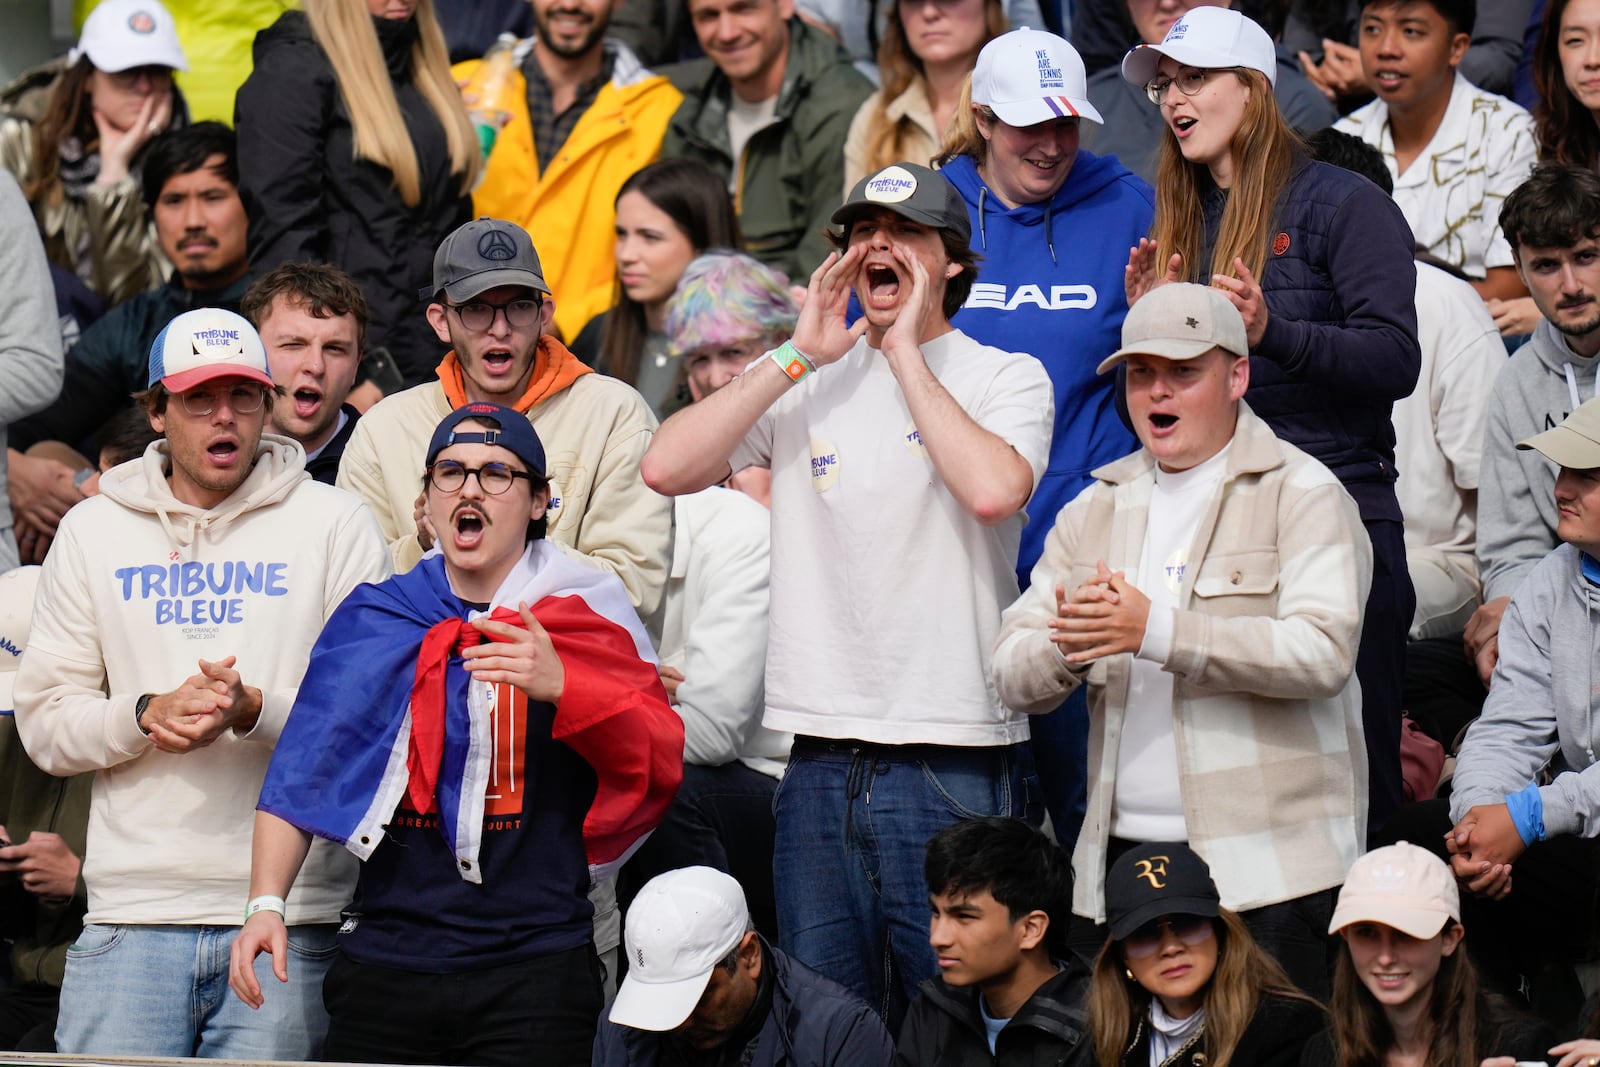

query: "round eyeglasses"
xmin=426 ymin=460 xmax=532 ymax=496
xmin=179 ymin=383 xmax=267 ymax=417
xmin=1121 ymin=914 xmax=1215 ymax=959
xmin=446 ymin=297 xmax=543 ymax=333
xmin=1144 ymin=67 xmax=1229 ymax=106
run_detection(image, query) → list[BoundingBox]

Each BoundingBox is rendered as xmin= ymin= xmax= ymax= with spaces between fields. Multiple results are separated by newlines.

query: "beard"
xmin=535 ymin=7 xmax=608 ymax=59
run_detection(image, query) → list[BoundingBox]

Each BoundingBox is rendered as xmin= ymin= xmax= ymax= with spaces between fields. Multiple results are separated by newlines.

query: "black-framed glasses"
xmin=426 ymin=460 xmax=532 ymax=496
xmin=1122 ymin=915 xmax=1215 ymax=959
xmin=445 ymin=297 xmax=542 ymax=332
xmin=1144 ymin=67 xmax=1231 ymax=105
xmin=179 ymin=383 xmax=266 ymax=417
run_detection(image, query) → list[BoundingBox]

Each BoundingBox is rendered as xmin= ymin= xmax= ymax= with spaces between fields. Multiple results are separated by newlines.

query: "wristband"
xmin=134 ymin=693 xmax=154 ymax=736
xmin=245 ymin=894 xmax=287 ymax=922
xmin=770 ymin=341 xmax=816 ymax=384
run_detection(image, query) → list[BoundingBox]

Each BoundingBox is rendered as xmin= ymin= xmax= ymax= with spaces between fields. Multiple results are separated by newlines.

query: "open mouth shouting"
xmin=864 ymin=262 xmax=901 ymax=309
xmin=1147 ymin=411 xmax=1179 ymax=435
xmin=292 ymin=385 xmax=323 ymax=421
xmin=206 ymin=434 xmax=242 ymax=469
xmin=452 ymin=502 xmax=489 ymax=550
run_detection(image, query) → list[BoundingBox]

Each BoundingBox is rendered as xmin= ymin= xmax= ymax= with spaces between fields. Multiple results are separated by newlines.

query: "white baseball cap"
xmin=0 ymin=566 xmax=42 ymax=716
xmin=147 ymin=308 xmax=273 ymax=394
xmin=1329 ymin=842 xmax=1460 ymax=940
xmin=71 ymin=0 xmax=188 ymax=74
xmin=972 ymin=28 xmax=1102 ymax=127
xmin=1121 ymin=6 xmax=1277 ymax=91
xmin=609 ymin=867 xmax=749 ymax=1032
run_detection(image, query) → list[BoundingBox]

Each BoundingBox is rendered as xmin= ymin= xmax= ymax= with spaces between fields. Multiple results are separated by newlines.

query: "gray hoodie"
xmin=1477 ymin=319 xmax=1600 ymax=601
xmin=1452 ymin=544 xmax=1600 ymax=838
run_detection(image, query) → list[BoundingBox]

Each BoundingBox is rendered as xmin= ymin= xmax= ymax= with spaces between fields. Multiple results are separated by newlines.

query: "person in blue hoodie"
xmin=937 ymin=26 xmax=1154 ymax=850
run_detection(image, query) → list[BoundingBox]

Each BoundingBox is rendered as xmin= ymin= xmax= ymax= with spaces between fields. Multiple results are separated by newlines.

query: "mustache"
xmin=451 ymin=501 xmax=490 ymax=526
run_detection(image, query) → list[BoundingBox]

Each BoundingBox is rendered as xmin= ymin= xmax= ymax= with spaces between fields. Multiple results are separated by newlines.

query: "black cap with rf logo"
xmin=1105 ymin=842 xmax=1221 ymax=940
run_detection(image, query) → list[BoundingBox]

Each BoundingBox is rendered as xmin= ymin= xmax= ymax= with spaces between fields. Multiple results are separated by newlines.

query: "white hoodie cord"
xmin=1562 ymin=362 xmax=1598 ymax=412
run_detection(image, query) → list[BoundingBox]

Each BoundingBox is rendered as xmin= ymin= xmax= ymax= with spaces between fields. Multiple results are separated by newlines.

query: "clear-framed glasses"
xmin=446 ymin=297 xmax=543 ymax=333
xmin=426 ymin=460 xmax=531 ymax=496
xmin=1144 ymin=67 xmax=1226 ymax=105
xmin=179 ymin=383 xmax=266 ymax=417
xmin=1121 ymin=914 xmax=1215 ymax=959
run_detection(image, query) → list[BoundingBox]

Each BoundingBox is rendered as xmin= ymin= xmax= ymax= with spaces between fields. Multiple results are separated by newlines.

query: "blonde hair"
xmin=303 ymin=0 xmax=479 ymax=206
xmin=1088 ymin=909 xmax=1320 ymax=1067
xmin=935 ymin=77 xmax=988 ymax=166
xmin=1149 ymin=69 xmax=1301 ymax=285
xmin=862 ymin=1 xmax=1006 ymax=175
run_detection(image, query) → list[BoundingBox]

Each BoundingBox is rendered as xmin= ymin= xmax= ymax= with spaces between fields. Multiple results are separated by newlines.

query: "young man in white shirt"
xmin=1334 ymin=0 xmax=1536 ymax=311
xmin=642 ymin=161 xmax=1055 ymax=1025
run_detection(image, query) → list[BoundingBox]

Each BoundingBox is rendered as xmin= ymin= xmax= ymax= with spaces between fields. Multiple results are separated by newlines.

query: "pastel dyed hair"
xmin=665 ymin=250 xmax=799 ymax=357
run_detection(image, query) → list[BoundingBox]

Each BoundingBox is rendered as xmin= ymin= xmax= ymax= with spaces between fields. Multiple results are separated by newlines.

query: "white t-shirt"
xmin=1394 ymin=264 xmax=1503 ymax=563
xmin=729 ymin=329 xmax=1054 ymax=745
xmin=1111 ymin=443 xmax=1230 ymax=842
xmin=1336 ymin=73 xmax=1536 ymax=280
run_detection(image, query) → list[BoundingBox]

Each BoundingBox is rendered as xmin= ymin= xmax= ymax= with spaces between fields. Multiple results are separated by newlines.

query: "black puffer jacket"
xmin=1121 ymin=992 xmax=1325 ymax=1067
xmin=594 ymin=939 xmax=895 ymax=1066
xmin=235 ymin=11 xmax=470 ymax=386
xmin=893 ymin=962 xmax=1094 ymax=1067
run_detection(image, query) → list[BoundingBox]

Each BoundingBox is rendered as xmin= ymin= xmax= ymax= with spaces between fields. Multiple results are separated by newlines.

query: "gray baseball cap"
xmin=422 ymin=217 xmax=551 ymax=303
xmin=831 ymin=163 xmax=972 ymax=246
xmin=1096 ymin=282 xmax=1249 ymax=374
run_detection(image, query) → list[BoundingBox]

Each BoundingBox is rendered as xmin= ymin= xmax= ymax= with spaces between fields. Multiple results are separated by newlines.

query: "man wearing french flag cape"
xmin=229 ymin=402 xmax=683 ymax=1066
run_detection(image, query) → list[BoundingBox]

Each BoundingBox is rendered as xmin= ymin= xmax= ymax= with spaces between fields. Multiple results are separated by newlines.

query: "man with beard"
xmin=457 ymin=0 xmax=681 ymax=343
xmin=1467 ymin=164 xmax=1600 ymax=686
xmin=244 ymin=263 xmax=367 ymax=485
xmin=8 ymin=121 xmax=249 ymax=562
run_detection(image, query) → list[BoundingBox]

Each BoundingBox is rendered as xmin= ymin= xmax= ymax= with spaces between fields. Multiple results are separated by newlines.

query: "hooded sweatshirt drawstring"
xmin=974 ymin=184 xmax=1058 ymax=264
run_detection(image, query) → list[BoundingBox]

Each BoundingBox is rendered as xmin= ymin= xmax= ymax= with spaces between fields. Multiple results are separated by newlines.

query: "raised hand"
xmin=790 ymin=245 xmax=869 ymax=366
xmin=465 ymin=603 xmax=566 ymax=704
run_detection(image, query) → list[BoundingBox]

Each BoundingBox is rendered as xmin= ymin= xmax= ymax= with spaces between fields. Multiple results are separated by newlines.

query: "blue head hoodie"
xmin=942 ymin=150 xmax=1154 ymax=580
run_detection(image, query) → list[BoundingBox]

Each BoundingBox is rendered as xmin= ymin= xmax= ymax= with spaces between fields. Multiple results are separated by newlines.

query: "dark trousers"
xmin=320 ymin=945 xmax=602 ymax=1067
xmin=1380 ymin=800 xmax=1600 ymax=1007
xmin=620 ymin=761 xmax=779 ymax=939
xmin=0 ymin=983 xmax=58 ymax=1052
xmin=1360 ymin=519 xmax=1414 ymax=837
xmin=1025 ymin=689 xmax=1090 ymax=856
xmin=1402 ymin=632 xmax=1486 ymax=750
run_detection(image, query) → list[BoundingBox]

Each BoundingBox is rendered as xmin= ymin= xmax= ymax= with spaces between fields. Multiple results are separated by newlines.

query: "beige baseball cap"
xmin=1518 ymin=395 xmax=1600 ymax=470
xmin=1096 ymin=282 xmax=1249 ymax=374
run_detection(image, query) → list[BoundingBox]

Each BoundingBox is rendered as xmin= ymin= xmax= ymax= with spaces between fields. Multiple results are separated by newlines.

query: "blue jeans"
xmin=55 ymin=923 xmax=337 ymax=1059
xmin=773 ymin=737 xmax=1041 ymax=1029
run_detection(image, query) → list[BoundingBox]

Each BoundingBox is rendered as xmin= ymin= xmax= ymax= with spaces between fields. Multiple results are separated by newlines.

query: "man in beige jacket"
xmin=992 ymin=282 xmax=1371 ymax=1000
xmin=335 ymin=217 xmax=670 ymax=617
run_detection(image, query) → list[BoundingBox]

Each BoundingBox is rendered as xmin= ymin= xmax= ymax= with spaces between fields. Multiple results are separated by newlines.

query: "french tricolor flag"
xmin=259 ymin=541 xmax=683 ymax=886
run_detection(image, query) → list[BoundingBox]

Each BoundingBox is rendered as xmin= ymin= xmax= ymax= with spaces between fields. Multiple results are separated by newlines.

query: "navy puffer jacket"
xmin=1200 ymin=156 xmax=1421 ymax=524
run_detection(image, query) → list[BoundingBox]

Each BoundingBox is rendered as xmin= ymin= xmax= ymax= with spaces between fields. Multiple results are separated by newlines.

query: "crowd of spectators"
xmin=7 ymin=0 xmax=1600 ymax=1064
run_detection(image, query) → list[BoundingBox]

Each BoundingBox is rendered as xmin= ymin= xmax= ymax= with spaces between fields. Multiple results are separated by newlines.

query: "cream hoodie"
xmin=15 ymin=435 xmax=392 ymax=925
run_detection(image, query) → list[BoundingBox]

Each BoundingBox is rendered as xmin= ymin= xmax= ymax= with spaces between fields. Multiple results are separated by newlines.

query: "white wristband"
xmin=245 ymin=894 xmax=286 ymax=922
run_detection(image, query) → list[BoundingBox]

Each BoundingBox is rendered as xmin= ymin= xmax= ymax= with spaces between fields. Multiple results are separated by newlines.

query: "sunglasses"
xmin=1121 ymin=915 xmax=1215 ymax=960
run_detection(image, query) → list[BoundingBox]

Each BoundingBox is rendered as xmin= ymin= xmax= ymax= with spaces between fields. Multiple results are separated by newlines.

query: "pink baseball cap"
xmin=1329 ymin=842 xmax=1460 ymax=939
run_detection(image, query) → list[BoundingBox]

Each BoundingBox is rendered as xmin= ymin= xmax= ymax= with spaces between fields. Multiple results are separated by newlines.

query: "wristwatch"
xmin=135 ymin=693 xmax=154 ymax=736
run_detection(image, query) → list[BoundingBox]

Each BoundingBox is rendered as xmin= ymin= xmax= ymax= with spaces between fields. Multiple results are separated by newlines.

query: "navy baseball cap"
xmin=426 ymin=402 xmax=547 ymax=478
